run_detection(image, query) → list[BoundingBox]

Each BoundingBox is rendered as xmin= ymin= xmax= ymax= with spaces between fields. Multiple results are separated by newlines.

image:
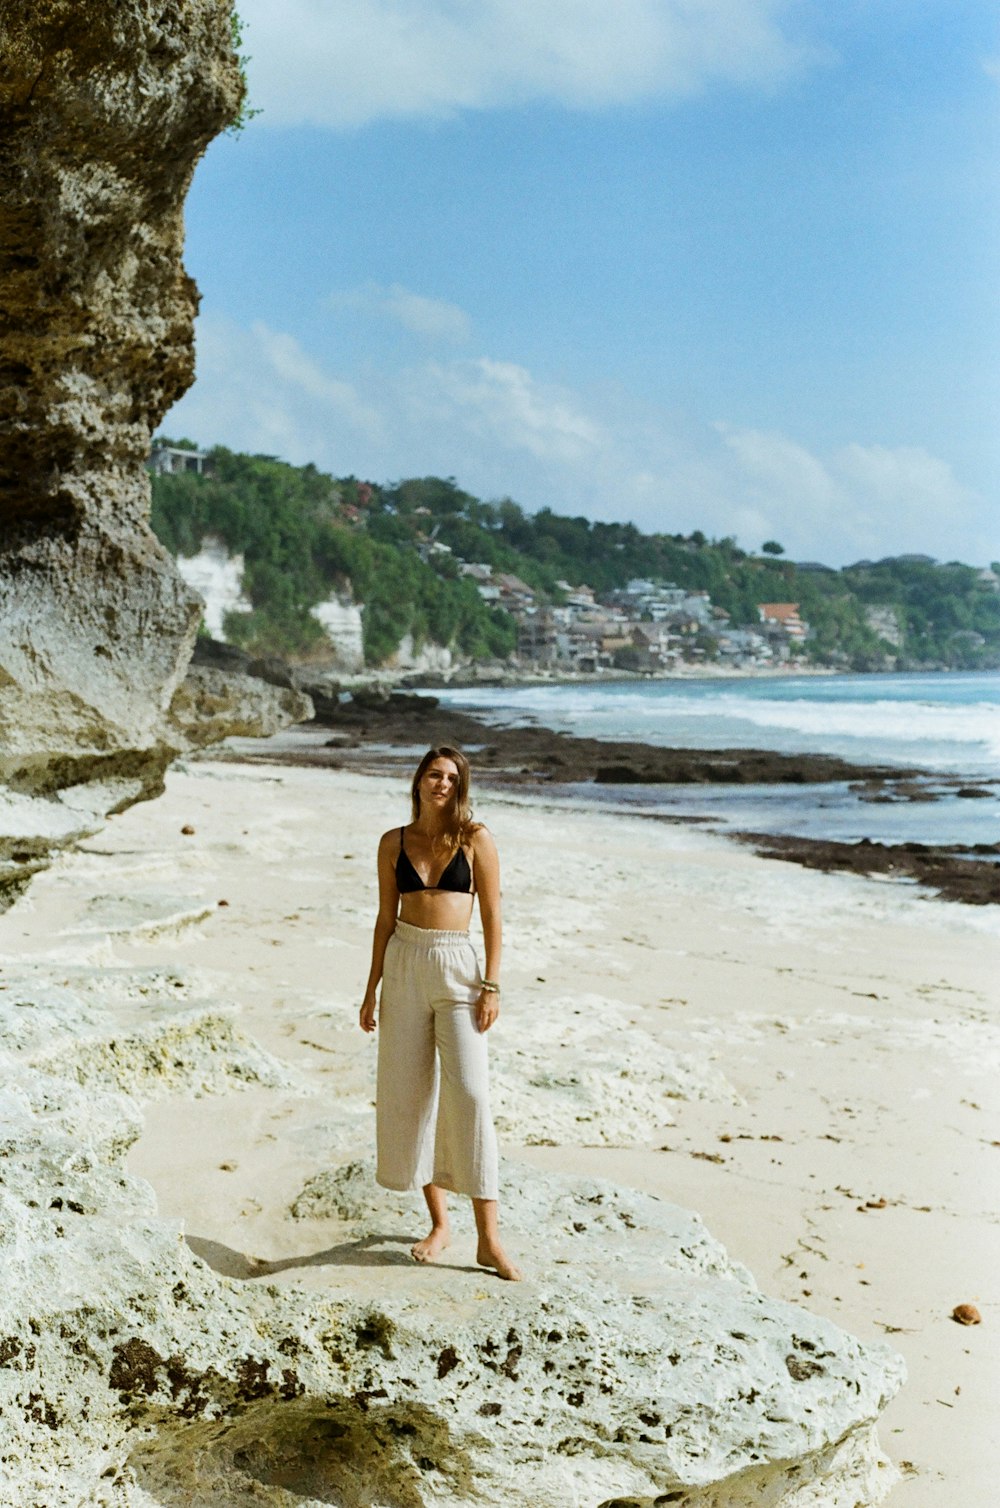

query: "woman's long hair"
xmin=411 ymin=745 xmax=477 ymax=850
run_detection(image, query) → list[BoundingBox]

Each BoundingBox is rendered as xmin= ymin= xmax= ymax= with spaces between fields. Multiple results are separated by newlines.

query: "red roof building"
xmin=757 ymin=602 xmax=808 ymax=639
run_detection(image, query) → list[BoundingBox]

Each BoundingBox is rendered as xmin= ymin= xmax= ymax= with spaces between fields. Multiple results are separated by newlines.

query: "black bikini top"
xmin=395 ymin=828 xmax=473 ymax=894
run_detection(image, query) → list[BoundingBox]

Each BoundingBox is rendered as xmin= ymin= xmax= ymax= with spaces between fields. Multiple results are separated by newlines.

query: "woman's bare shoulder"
xmin=377 ymin=826 xmax=404 ymax=851
xmin=470 ymin=822 xmax=496 ymax=850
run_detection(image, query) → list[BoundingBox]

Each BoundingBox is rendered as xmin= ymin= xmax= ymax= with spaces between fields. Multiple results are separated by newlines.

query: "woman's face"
xmin=419 ymin=758 xmax=461 ymax=811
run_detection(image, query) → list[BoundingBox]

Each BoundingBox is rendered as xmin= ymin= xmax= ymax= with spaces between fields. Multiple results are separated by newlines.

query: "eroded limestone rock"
xmin=0 ymin=964 xmax=301 ymax=1104
xmin=165 ymin=666 xmax=312 ymax=753
xmin=0 ymin=1119 xmax=904 ymax=1506
xmin=0 ymin=5 xmax=304 ymax=908
xmin=0 ymin=965 xmax=903 ymax=1508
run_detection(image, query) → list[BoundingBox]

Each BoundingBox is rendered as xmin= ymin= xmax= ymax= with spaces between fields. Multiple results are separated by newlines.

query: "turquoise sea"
xmin=439 ymin=671 xmax=1000 ymax=847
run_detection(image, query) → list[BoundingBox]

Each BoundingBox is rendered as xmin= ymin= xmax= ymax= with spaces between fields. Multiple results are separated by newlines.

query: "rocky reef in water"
xmin=0 ymin=2 xmax=309 ymax=911
xmin=225 ymin=681 xmax=998 ymax=906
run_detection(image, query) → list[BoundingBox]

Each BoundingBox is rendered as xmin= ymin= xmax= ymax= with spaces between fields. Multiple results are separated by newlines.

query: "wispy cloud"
xmin=237 ymin=0 xmax=826 ymax=129
xmin=717 ymin=426 xmax=984 ymax=564
xmin=412 ymin=357 xmax=606 ymax=462
xmin=175 ymin=317 xmax=385 ymax=460
xmin=330 ymin=283 xmax=473 ymax=344
xmin=165 ymin=316 xmax=994 ymax=567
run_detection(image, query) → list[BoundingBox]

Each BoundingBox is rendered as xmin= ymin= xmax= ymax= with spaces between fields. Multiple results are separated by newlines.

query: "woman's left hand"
xmin=476 ymin=987 xmax=500 ymax=1033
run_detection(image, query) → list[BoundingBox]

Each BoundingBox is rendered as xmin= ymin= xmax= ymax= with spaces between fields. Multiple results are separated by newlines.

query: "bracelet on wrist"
xmin=481 ymin=979 xmax=501 ymax=993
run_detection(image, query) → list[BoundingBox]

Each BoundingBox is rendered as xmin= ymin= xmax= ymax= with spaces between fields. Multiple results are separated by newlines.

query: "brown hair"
xmin=410 ymin=746 xmax=477 ymax=850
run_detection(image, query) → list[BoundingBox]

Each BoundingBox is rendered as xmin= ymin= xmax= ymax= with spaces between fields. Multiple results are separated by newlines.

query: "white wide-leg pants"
xmin=376 ymin=920 xmax=499 ymax=1200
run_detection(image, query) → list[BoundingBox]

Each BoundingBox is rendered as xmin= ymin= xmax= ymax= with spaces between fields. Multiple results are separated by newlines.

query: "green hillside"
xmin=150 ymin=445 xmax=1000 ymax=671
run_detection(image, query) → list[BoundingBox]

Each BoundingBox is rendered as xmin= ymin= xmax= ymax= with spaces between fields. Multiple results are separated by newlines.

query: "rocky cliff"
xmin=0 ymin=2 xmax=307 ymax=908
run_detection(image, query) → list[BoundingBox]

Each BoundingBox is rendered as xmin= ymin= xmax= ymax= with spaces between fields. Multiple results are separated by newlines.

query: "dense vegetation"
xmin=150 ymin=445 xmax=1000 ymax=670
xmin=150 ymin=449 xmax=516 ymax=663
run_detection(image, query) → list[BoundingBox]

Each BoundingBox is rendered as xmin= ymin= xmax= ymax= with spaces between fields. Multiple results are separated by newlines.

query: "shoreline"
xmin=196 ymin=636 xmax=1000 ymax=702
xmin=203 ymin=696 xmax=1000 ymax=907
xmin=313 ymin=661 xmax=993 ymax=693
xmin=403 ymin=659 xmax=837 ymax=689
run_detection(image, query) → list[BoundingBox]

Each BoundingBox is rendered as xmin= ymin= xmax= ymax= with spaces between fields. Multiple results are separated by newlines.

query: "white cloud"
xmin=711 ymin=426 xmax=987 ymax=564
xmin=236 ymin=0 xmax=825 ymax=129
xmin=331 ymin=282 xmax=472 ymax=343
xmin=412 ymin=357 xmax=606 ymax=462
xmin=164 ymin=316 xmax=996 ymax=567
xmin=719 ymin=424 xmax=840 ymax=510
xmin=168 ymin=316 xmax=385 ymax=460
xmin=832 ymin=442 xmax=980 ymax=560
xmin=383 ymin=285 xmax=472 ymax=342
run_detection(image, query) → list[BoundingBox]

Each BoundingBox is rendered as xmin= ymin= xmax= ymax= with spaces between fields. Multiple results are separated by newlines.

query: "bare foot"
xmin=477 ymin=1242 xmax=523 ymax=1281
xmin=411 ymin=1224 xmax=451 ymax=1264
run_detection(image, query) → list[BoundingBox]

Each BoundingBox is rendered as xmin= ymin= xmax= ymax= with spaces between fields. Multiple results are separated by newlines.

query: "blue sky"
xmin=163 ymin=0 xmax=999 ymax=567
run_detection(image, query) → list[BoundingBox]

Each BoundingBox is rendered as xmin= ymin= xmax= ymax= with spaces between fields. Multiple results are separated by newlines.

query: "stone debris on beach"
xmin=733 ymin=831 xmax=1000 ymax=908
xmin=950 ymin=1304 xmax=982 ymax=1326
xmin=0 ymin=964 xmax=301 ymax=1104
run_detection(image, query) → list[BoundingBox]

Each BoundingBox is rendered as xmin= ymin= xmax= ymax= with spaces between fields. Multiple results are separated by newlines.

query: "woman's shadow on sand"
xmin=185 ymin=1232 xmax=479 ymax=1280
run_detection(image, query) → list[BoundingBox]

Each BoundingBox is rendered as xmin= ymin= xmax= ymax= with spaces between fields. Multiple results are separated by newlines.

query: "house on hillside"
xmin=607 ymin=579 xmax=687 ymax=620
xmin=555 ymin=580 xmax=594 ymax=610
xmin=494 ymin=573 xmax=536 ymax=614
xmin=757 ymin=602 xmax=809 ymax=660
xmin=149 ymin=441 xmax=209 ymax=477
xmin=757 ymin=602 xmax=808 ymax=639
xmin=626 ymin=622 xmax=683 ymax=670
xmin=714 ymin=630 xmax=778 ymax=666
xmin=716 ymin=628 xmax=772 ymax=665
xmin=516 ymin=609 xmax=560 ymax=666
xmin=564 ymin=622 xmax=612 ymax=672
xmin=680 ymin=591 xmax=713 ymax=622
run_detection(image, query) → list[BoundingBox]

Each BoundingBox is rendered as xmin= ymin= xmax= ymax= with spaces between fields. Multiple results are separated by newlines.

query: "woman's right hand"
xmin=359 ymin=996 xmax=377 ymax=1033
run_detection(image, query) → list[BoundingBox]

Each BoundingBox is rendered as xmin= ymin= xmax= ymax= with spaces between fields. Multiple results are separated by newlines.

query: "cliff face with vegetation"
xmin=151 ymin=451 xmax=519 ymax=666
xmin=152 ymin=449 xmax=1000 ymax=672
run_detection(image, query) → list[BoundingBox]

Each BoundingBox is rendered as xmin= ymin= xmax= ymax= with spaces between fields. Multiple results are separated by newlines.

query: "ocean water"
xmin=439 ymin=671 xmax=1000 ymax=846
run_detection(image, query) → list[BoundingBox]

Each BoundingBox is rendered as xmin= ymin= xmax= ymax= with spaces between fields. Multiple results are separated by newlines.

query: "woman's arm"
xmin=359 ymin=830 xmax=400 ymax=1033
xmin=472 ymin=826 xmax=502 ymax=1032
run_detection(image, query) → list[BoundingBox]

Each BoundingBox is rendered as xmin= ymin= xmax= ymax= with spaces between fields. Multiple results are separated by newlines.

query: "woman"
xmin=359 ymin=745 xmax=521 ymax=1281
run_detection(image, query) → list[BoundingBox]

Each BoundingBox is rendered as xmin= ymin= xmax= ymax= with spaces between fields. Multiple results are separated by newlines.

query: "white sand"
xmin=3 ymin=754 xmax=996 ymax=1505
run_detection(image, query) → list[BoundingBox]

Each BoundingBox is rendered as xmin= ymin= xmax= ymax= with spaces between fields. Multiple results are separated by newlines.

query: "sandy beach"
xmin=3 ymin=751 xmax=996 ymax=1505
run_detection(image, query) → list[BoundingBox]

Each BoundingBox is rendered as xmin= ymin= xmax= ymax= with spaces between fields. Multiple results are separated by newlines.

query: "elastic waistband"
xmin=393 ymin=920 xmax=472 ymax=948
